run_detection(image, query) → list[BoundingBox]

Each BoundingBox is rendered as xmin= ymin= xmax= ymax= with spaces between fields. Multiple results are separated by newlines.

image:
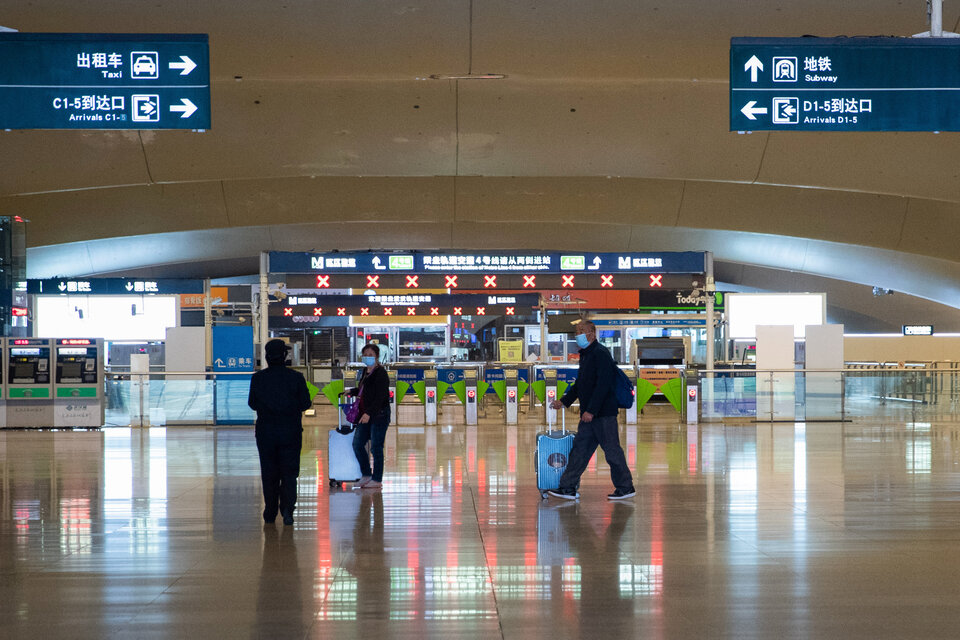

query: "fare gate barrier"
xmin=464 ymin=369 xmax=478 ymax=425
xmin=6 ymin=338 xmax=54 ymax=428
xmin=505 ymin=368 xmax=519 ymax=425
xmin=543 ymin=368 xmax=558 ymax=425
xmin=387 ymin=369 xmax=397 ymax=419
xmin=54 ymin=338 xmax=104 ymax=428
xmin=424 ymin=369 xmax=438 ymax=426
xmin=686 ymin=371 xmax=699 ymax=424
xmin=623 ymin=367 xmax=638 ymax=425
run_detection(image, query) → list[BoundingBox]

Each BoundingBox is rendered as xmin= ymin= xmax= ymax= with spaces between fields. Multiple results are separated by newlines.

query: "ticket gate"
xmin=686 ymin=383 xmax=699 ymax=424
xmin=424 ymin=369 xmax=438 ymax=426
xmin=543 ymin=368 xmax=558 ymax=426
xmin=387 ymin=369 xmax=398 ymax=420
xmin=505 ymin=368 xmax=519 ymax=425
xmin=54 ymin=338 xmax=104 ymax=427
xmin=464 ymin=369 xmax=478 ymax=426
xmin=0 ymin=339 xmax=7 ymax=427
xmin=623 ymin=366 xmax=638 ymax=425
xmin=6 ymin=338 xmax=54 ymax=427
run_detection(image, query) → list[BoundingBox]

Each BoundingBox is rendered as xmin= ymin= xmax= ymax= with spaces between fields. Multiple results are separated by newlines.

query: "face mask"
xmin=575 ymin=334 xmax=590 ymax=349
xmin=362 ymin=356 xmax=377 ymax=367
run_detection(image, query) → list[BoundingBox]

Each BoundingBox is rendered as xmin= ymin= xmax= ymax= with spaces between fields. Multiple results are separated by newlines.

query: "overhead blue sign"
xmin=731 ymin=37 xmax=960 ymax=131
xmin=269 ymin=251 xmax=706 ymax=275
xmin=212 ymin=326 xmax=254 ymax=372
xmin=27 ymin=277 xmax=204 ymax=295
xmin=592 ymin=318 xmax=706 ymax=327
xmin=0 ymin=33 xmax=210 ymax=130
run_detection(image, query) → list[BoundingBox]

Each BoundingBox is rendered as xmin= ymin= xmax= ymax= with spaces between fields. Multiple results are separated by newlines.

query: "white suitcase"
xmin=328 ymin=399 xmax=362 ymax=488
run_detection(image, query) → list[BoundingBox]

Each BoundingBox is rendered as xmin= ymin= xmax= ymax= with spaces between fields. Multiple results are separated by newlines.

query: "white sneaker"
xmin=356 ymin=476 xmax=372 ymax=487
xmin=363 ymin=480 xmax=382 ymax=489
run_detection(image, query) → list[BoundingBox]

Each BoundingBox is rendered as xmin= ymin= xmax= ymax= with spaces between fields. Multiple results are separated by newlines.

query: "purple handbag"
xmin=344 ymin=400 xmax=361 ymax=424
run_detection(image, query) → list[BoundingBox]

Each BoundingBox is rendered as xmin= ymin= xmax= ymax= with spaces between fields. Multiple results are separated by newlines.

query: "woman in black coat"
xmin=347 ymin=343 xmax=391 ymax=488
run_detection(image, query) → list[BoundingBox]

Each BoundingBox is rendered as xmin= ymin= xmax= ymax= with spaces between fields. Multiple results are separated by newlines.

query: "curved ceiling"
xmin=3 ymin=1 xmax=960 ymax=328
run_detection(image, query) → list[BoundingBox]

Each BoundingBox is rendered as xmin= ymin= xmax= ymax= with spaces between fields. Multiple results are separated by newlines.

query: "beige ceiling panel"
xmin=451 ymin=221 xmax=633 ymax=252
xmin=457 ymin=80 xmax=764 ymax=181
xmin=472 ymin=1 xmax=933 ymax=80
xmin=223 ymin=176 xmax=454 ymax=227
xmin=454 ymin=176 xmax=683 ymax=224
xmin=0 ymin=130 xmax=148 ymax=196
xmin=140 ymin=80 xmax=457 ymax=183
xmin=897 ymin=198 xmax=960 ymax=261
xmin=0 ymin=182 xmax=228 ymax=246
xmin=678 ymin=181 xmax=907 ymax=249
xmin=758 ymin=132 xmax=960 ymax=203
xmin=3 ymin=1 xmax=470 ymax=80
xmin=273 ymin=222 xmax=456 ymax=253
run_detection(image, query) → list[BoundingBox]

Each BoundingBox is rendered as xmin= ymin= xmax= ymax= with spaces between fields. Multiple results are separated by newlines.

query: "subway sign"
xmin=27 ymin=278 xmax=204 ymax=295
xmin=270 ymin=251 xmax=706 ymax=274
xmin=0 ymin=32 xmax=210 ymax=129
xmin=731 ymin=37 xmax=960 ymax=131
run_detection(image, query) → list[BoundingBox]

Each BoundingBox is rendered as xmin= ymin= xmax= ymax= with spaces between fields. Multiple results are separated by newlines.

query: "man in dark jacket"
xmin=548 ymin=320 xmax=636 ymax=501
xmin=248 ymin=339 xmax=312 ymax=525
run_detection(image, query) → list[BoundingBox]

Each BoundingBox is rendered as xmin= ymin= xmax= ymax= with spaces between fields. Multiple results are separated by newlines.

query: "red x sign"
xmin=561 ymin=275 xmax=575 ymax=288
xmin=600 ymin=274 xmax=614 ymax=288
xmin=505 ymin=306 xmax=515 ymax=315
xmin=476 ymin=307 xmax=486 ymax=315
xmin=649 ymin=274 xmax=663 ymax=288
xmin=283 ymin=307 xmax=293 ymax=316
xmin=316 ymin=275 xmax=330 ymax=288
xmin=405 ymin=275 xmax=419 ymax=288
xmin=453 ymin=307 xmax=463 ymax=315
xmin=430 ymin=307 xmax=440 ymax=316
xmin=360 ymin=307 xmax=370 ymax=316
xmin=383 ymin=307 xmax=393 ymax=316
xmin=483 ymin=275 xmax=497 ymax=288
xmin=313 ymin=308 xmax=323 ymax=316
xmin=522 ymin=275 xmax=536 ymax=288
xmin=337 ymin=308 xmax=347 ymax=316
xmin=407 ymin=307 xmax=417 ymax=316
xmin=366 ymin=275 xmax=380 ymax=288
xmin=444 ymin=275 xmax=458 ymax=288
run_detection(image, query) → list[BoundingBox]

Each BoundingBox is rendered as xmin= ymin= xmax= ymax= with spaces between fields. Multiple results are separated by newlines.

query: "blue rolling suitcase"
xmin=535 ymin=410 xmax=575 ymax=499
xmin=328 ymin=399 xmax=363 ymax=488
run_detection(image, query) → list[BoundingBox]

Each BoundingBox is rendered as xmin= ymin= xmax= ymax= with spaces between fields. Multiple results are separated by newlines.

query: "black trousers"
xmin=558 ymin=415 xmax=633 ymax=493
xmin=256 ymin=434 xmax=302 ymax=518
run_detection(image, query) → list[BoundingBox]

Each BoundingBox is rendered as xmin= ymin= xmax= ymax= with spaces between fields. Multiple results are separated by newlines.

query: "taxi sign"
xmin=0 ymin=32 xmax=210 ymax=129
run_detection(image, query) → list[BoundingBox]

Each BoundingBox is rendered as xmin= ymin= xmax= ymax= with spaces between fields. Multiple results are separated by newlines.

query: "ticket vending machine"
xmin=504 ymin=368 xmax=519 ymax=425
xmin=623 ymin=366 xmax=638 ymax=425
xmin=424 ymin=369 xmax=438 ymax=426
xmin=543 ymin=368 xmax=558 ymax=426
xmin=464 ymin=369 xmax=478 ymax=426
xmin=7 ymin=338 xmax=54 ymax=427
xmin=54 ymin=338 xmax=104 ymax=428
xmin=387 ymin=369 xmax=398 ymax=421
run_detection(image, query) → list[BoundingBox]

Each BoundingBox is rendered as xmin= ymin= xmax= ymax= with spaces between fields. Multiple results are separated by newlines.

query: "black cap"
xmin=264 ymin=339 xmax=289 ymax=359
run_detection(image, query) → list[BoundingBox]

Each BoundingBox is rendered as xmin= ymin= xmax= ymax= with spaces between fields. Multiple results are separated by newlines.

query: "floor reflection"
xmin=5 ymin=420 xmax=960 ymax=638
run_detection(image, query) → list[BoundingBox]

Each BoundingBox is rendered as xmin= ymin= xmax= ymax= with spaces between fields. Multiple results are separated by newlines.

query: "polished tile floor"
xmin=3 ymin=412 xmax=960 ymax=639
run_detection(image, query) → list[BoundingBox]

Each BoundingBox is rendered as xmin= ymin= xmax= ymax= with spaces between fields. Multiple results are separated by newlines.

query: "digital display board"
xmin=0 ymin=32 xmax=210 ymax=129
xmin=902 ymin=325 xmax=934 ymax=336
xmin=270 ymin=293 xmax=539 ymax=327
xmin=269 ymin=251 xmax=706 ymax=275
xmin=731 ymin=37 xmax=960 ymax=131
xmin=281 ymin=272 xmax=698 ymax=291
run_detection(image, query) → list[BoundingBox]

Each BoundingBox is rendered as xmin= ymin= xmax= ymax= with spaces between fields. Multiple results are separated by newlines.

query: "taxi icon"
xmin=130 ymin=51 xmax=159 ymax=79
xmin=133 ymin=56 xmax=156 ymax=76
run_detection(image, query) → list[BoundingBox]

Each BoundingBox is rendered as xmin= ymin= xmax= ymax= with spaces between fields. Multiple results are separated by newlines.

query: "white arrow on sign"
xmin=741 ymin=101 xmax=768 ymax=121
xmin=170 ymin=98 xmax=198 ymax=118
xmin=744 ymin=55 xmax=763 ymax=83
xmin=168 ymin=56 xmax=197 ymax=76
xmin=125 ymin=282 xmax=134 ymax=291
xmin=58 ymin=281 xmax=67 ymax=291
xmin=372 ymin=256 xmax=386 ymax=270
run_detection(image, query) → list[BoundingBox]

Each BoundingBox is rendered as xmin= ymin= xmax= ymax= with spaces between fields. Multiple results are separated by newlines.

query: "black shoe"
xmin=547 ymin=489 xmax=580 ymax=501
xmin=607 ymin=488 xmax=636 ymax=500
xmin=282 ymin=514 xmax=294 ymax=526
xmin=263 ymin=510 xmax=277 ymax=524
